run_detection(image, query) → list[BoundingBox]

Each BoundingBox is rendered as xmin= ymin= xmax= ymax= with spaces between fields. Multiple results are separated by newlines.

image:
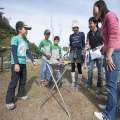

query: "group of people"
xmin=5 ymin=0 xmax=120 ymax=120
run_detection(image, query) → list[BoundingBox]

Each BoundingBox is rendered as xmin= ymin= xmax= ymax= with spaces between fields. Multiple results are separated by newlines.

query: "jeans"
xmin=40 ymin=59 xmax=52 ymax=82
xmin=102 ymin=49 xmax=120 ymax=120
xmin=87 ymin=56 xmax=102 ymax=88
xmin=6 ymin=64 xmax=27 ymax=104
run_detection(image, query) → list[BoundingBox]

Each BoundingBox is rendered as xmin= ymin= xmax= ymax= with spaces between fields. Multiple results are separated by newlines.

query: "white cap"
xmin=72 ymin=20 xmax=79 ymax=28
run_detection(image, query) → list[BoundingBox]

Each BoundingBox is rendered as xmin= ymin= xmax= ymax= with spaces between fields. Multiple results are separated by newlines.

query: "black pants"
xmin=71 ymin=63 xmax=82 ymax=74
xmin=6 ymin=64 xmax=27 ymax=104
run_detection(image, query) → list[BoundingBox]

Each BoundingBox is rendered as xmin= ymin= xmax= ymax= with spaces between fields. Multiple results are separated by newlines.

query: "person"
xmin=93 ymin=0 xmax=120 ymax=120
xmin=50 ymin=36 xmax=62 ymax=85
xmin=6 ymin=21 xmax=36 ymax=110
xmin=38 ymin=30 xmax=52 ymax=87
xmin=83 ymin=17 xmax=104 ymax=94
xmin=68 ymin=20 xmax=85 ymax=90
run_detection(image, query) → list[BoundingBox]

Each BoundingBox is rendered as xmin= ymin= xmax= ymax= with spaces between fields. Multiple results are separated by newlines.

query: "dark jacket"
xmin=69 ymin=32 xmax=85 ymax=64
xmin=69 ymin=32 xmax=85 ymax=50
xmin=88 ymin=28 xmax=104 ymax=49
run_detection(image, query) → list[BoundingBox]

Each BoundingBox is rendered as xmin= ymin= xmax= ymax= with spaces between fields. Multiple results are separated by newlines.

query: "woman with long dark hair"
xmin=93 ymin=0 xmax=120 ymax=120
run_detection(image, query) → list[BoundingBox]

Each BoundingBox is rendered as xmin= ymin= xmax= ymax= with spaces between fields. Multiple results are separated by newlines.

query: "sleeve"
xmin=11 ymin=37 xmax=18 ymax=46
xmin=69 ymin=35 xmax=72 ymax=47
xmin=82 ymin=32 xmax=85 ymax=48
xmin=26 ymin=49 xmax=35 ymax=62
xmin=38 ymin=41 xmax=46 ymax=55
xmin=11 ymin=45 xmax=19 ymax=64
xmin=50 ymin=45 xmax=52 ymax=54
xmin=59 ymin=46 xmax=62 ymax=57
xmin=107 ymin=12 xmax=119 ymax=48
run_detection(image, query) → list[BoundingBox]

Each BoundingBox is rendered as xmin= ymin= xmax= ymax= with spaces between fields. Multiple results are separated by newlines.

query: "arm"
xmin=82 ymin=32 xmax=85 ymax=49
xmin=26 ymin=49 xmax=35 ymax=62
xmin=105 ymin=13 xmax=118 ymax=71
xmin=12 ymin=45 xmax=19 ymax=64
xmin=38 ymin=41 xmax=46 ymax=55
xmin=59 ymin=46 xmax=62 ymax=57
xmin=11 ymin=45 xmax=20 ymax=72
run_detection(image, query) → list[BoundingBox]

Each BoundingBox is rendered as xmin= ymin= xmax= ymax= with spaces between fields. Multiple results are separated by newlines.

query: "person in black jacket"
xmin=68 ymin=20 xmax=85 ymax=90
xmin=83 ymin=17 xmax=104 ymax=93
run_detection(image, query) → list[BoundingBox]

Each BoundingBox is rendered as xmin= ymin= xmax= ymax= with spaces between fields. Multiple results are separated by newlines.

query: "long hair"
xmin=94 ymin=0 xmax=109 ymax=18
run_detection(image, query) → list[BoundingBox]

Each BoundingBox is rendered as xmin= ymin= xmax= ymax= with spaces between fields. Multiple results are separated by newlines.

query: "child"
xmin=38 ymin=30 xmax=52 ymax=87
xmin=6 ymin=21 xmax=36 ymax=110
xmin=50 ymin=36 xmax=62 ymax=84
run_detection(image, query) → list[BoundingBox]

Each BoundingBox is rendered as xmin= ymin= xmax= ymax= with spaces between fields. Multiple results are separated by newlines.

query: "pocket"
xmin=112 ymin=51 xmax=120 ymax=71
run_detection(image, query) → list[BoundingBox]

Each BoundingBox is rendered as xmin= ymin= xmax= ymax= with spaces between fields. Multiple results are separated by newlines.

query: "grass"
xmin=0 ymin=59 xmax=120 ymax=120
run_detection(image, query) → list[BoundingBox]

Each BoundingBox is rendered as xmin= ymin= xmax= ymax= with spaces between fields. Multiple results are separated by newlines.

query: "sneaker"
xmin=6 ymin=103 xmax=15 ymax=110
xmin=84 ymin=84 xmax=91 ymax=88
xmin=98 ymin=104 xmax=106 ymax=110
xmin=17 ymin=96 xmax=29 ymax=100
xmin=41 ymin=82 xmax=46 ymax=87
xmin=71 ymin=82 xmax=75 ymax=88
xmin=76 ymin=84 xmax=80 ymax=90
xmin=94 ymin=112 xmax=108 ymax=120
xmin=96 ymin=87 xmax=101 ymax=94
xmin=46 ymin=79 xmax=49 ymax=82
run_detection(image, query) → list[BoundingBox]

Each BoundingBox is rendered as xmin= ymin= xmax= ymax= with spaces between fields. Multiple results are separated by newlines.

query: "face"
xmin=93 ymin=6 xmax=101 ymax=20
xmin=18 ymin=27 xmax=28 ymax=37
xmin=54 ymin=39 xmax=59 ymax=46
xmin=44 ymin=33 xmax=50 ymax=39
xmin=89 ymin=21 xmax=97 ymax=31
xmin=72 ymin=27 xmax=79 ymax=34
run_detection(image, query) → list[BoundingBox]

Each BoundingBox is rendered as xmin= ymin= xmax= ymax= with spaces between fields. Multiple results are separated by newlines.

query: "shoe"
xmin=76 ymin=84 xmax=80 ymax=90
xmin=84 ymin=84 xmax=91 ymax=88
xmin=46 ymin=79 xmax=49 ymax=82
xmin=96 ymin=87 xmax=101 ymax=94
xmin=41 ymin=82 xmax=46 ymax=87
xmin=71 ymin=82 xmax=75 ymax=88
xmin=6 ymin=103 xmax=15 ymax=110
xmin=98 ymin=104 xmax=106 ymax=110
xmin=94 ymin=112 xmax=108 ymax=120
xmin=17 ymin=96 xmax=29 ymax=100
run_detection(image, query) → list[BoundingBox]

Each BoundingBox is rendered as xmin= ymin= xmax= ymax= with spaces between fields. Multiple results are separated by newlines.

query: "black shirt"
xmin=88 ymin=28 xmax=104 ymax=49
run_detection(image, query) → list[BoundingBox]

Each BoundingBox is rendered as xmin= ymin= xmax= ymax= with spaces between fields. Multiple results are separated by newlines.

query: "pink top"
xmin=101 ymin=11 xmax=120 ymax=52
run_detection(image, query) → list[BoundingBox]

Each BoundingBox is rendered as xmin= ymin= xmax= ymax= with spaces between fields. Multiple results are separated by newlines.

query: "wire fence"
xmin=0 ymin=52 xmax=11 ymax=71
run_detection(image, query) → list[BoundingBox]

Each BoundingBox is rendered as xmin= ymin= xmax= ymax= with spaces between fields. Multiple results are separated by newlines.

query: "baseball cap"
xmin=16 ymin=21 xmax=32 ymax=30
xmin=44 ymin=29 xmax=50 ymax=34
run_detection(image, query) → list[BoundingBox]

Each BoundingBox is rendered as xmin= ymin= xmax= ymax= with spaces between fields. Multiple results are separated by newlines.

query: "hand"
xmin=33 ymin=62 xmax=36 ymax=68
xmin=67 ymin=48 xmax=70 ymax=53
xmin=14 ymin=64 xmax=20 ymax=72
xmin=45 ymin=53 xmax=50 ymax=57
xmin=98 ymin=46 xmax=102 ymax=50
xmin=106 ymin=57 xmax=116 ymax=71
xmin=57 ymin=56 xmax=60 ymax=60
xmin=48 ymin=53 xmax=51 ymax=57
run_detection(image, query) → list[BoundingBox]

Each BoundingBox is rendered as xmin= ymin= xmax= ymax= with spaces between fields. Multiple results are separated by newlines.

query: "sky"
xmin=0 ymin=0 xmax=120 ymax=48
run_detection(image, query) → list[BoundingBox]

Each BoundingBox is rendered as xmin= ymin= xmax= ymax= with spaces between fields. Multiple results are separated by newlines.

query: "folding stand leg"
xmin=38 ymin=63 xmax=71 ymax=117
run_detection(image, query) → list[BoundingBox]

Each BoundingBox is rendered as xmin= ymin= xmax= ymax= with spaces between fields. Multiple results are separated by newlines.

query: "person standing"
xmin=6 ymin=21 xmax=36 ymax=110
xmin=38 ymin=30 xmax=52 ymax=87
xmin=93 ymin=0 xmax=120 ymax=120
xmin=83 ymin=17 xmax=104 ymax=94
xmin=68 ymin=20 xmax=85 ymax=90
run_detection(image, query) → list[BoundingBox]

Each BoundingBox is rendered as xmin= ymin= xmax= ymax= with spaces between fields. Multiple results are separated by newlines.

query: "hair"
xmin=94 ymin=0 xmax=109 ymax=18
xmin=89 ymin=17 xmax=98 ymax=28
xmin=16 ymin=27 xmax=22 ymax=35
xmin=54 ymin=36 xmax=60 ymax=41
